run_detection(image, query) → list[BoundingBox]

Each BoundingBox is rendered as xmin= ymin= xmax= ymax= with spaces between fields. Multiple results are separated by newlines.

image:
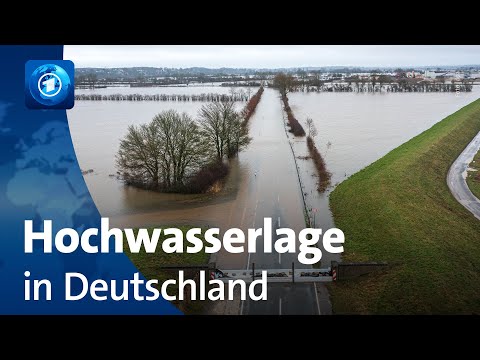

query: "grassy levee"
xmin=124 ymin=226 xmax=210 ymax=314
xmin=329 ymin=99 xmax=480 ymax=314
xmin=466 ymin=149 xmax=480 ymax=200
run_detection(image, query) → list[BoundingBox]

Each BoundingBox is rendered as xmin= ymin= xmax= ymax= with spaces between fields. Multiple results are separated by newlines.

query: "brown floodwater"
xmin=67 ymin=86 xmax=480 ymax=314
xmin=68 ymin=86 xmax=480 ymax=264
xmin=68 ymin=86 xmax=255 ymax=224
xmin=287 ymin=88 xmax=480 ymax=239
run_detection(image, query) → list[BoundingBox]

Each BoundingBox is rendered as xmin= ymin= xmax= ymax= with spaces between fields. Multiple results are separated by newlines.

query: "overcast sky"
xmin=64 ymin=45 xmax=480 ymax=68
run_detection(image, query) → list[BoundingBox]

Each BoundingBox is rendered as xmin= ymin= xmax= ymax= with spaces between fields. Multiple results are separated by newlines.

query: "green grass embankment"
xmin=467 ymin=149 xmax=480 ymax=200
xmin=329 ymin=99 xmax=480 ymax=314
xmin=124 ymin=226 xmax=210 ymax=314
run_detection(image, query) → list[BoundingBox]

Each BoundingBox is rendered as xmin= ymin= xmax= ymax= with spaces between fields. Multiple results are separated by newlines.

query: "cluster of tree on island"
xmin=116 ymin=87 xmax=264 ymax=193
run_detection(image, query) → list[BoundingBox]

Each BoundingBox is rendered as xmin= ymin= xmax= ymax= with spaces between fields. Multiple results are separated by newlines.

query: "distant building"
xmin=429 ymin=71 xmax=466 ymax=80
xmin=406 ymin=71 xmax=423 ymax=79
xmin=468 ymin=72 xmax=480 ymax=79
xmin=424 ymin=70 xmax=447 ymax=79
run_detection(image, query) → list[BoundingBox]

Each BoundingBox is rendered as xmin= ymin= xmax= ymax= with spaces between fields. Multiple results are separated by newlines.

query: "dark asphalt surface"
xmin=447 ymin=131 xmax=480 ymax=220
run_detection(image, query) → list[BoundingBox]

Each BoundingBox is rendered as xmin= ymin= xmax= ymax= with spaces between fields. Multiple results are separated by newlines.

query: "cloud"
xmin=64 ymin=45 xmax=480 ymax=69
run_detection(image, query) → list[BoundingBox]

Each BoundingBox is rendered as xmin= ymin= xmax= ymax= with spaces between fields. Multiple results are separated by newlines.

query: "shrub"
xmin=307 ymin=136 xmax=331 ymax=192
xmin=281 ymin=94 xmax=305 ymax=137
xmin=242 ymin=87 xmax=264 ymax=126
xmin=183 ymin=161 xmax=230 ymax=194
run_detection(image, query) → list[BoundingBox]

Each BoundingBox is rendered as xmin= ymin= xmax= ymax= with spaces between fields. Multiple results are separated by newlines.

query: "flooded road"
xmin=69 ymin=87 xmax=323 ymax=314
xmin=210 ymin=88 xmax=322 ymax=315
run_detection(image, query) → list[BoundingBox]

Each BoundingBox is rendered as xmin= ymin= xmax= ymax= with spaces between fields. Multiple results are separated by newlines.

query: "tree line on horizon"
xmin=271 ymin=71 xmax=474 ymax=93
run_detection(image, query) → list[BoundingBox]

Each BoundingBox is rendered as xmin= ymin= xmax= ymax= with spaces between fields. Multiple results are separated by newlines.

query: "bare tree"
xmin=198 ymin=101 xmax=251 ymax=161
xmin=325 ymin=141 xmax=332 ymax=157
xmin=306 ymin=118 xmax=318 ymax=138
xmin=377 ymin=75 xmax=390 ymax=92
xmin=246 ymin=87 xmax=252 ymax=100
xmin=371 ymin=73 xmax=377 ymax=92
xmin=273 ymin=72 xmax=295 ymax=95
xmin=116 ymin=110 xmax=206 ymax=190
xmin=153 ymin=110 xmax=207 ymax=188
xmin=237 ymin=88 xmax=246 ymax=101
xmin=229 ymin=87 xmax=237 ymax=100
xmin=116 ymin=122 xmax=162 ymax=188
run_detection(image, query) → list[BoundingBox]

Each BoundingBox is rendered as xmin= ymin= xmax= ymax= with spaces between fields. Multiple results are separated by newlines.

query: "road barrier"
xmin=279 ymin=96 xmax=310 ymax=227
xmin=157 ymin=261 xmax=389 ymax=283
xmin=211 ymin=263 xmax=332 ymax=283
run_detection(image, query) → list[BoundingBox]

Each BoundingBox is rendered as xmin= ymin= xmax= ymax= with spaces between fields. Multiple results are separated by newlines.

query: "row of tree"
xmin=306 ymin=119 xmax=331 ymax=192
xmin=271 ymin=71 xmax=474 ymax=93
xmin=295 ymin=82 xmax=473 ymax=93
xmin=281 ymin=94 xmax=305 ymax=137
xmin=75 ymin=93 xmax=249 ymax=102
xmin=273 ymin=73 xmax=331 ymax=191
xmin=241 ymin=87 xmax=264 ymax=126
xmin=272 ymin=73 xmax=306 ymax=137
xmin=116 ymin=102 xmax=250 ymax=193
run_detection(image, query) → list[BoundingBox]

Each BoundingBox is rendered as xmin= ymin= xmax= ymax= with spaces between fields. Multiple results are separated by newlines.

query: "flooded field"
xmin=287 ymin=88 xmax=480 ymax=232
xmin=68 ymin=86 xmax=255 ymax=223
xmin=68 ymin=86 xmax=480 ymax=237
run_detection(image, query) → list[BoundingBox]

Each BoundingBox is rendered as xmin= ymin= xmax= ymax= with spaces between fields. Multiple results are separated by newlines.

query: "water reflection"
xmin=68 ymin=86 xmax=480 ymax=230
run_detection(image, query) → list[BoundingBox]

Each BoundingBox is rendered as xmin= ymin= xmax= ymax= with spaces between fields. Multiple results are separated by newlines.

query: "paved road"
xmin=447 ymin=131 xmax=480 ymax=220
xmin=214 ymin=88 xmax=331 ymax=315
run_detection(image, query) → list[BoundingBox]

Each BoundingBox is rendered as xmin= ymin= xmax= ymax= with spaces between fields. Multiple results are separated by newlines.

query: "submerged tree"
xmin=306 ymin=118 xmax=318 ymax=138
xmin=198 ymin=101 xmax=251 ymax=160
xmin=116 ymin=121 xmax=162 ymax=188
xmin=272 ymin=72 xmax=295 ymax=95
xmin=153 ymin=110 xmax=208 ymax=188
xmin=116 ymin=110 xmax=206 ymax=190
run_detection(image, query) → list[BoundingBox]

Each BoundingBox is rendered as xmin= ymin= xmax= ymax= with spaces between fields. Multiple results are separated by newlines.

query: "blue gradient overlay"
xmin=0 ymin=46 xmax=181 ymax=314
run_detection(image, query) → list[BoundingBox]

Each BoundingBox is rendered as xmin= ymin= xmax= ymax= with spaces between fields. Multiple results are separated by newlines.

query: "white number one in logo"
xmin=42 ymin=77 xmax=56 ymax=93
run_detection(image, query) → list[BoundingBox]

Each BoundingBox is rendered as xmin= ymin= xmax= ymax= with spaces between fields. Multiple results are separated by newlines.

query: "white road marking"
xmin=247 ymin=202 xmax=258 ymax=270
xmin=314 ymin=282 xmax=321 ymax=315
xmin=279 ymin=298 xmax=282 ymax=316
xmin=240 ymin=299 xmax=245 ymax=315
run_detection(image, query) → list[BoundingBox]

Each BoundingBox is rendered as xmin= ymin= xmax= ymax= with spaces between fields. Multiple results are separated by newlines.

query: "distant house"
xmin=406 ymin=71 xmax=422 ymax=79
xmin=441 ymin=72 xmax=463 ymax=79
xmin=468 ymin=72 xmax=480 ymax=79
xmin=424 ymin=70 xmax=447 ymax=79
